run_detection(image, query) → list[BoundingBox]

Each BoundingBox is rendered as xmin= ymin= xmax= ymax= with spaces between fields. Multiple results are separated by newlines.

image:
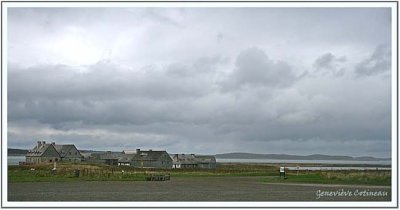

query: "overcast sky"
xmin=7 ymin=7 xmax=392 ymax=157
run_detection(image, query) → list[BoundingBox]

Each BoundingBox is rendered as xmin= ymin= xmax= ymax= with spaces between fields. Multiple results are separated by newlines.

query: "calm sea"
xmin=216 ymin=158 xmax=391 ymax=166
xmin=8 ymin=156 xmax=25 ymax=165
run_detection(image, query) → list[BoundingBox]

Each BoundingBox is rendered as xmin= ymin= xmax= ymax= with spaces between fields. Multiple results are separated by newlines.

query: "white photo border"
xmin=1 ymin=1 xmax=398 ymax=208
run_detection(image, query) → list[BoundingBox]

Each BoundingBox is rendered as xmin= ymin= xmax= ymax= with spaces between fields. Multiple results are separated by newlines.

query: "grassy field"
xmin=263 ymin=170 xmax=391 ymax=186
xmin=8 ymin=162 xmax=391 ymax=186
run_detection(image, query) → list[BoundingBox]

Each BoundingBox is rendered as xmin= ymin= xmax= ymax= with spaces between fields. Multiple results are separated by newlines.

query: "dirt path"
xmin=8 ymin=177 xmax=391 ymax=201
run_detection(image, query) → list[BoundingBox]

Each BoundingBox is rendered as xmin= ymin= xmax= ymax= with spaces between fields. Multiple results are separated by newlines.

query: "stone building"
xmin=53 ymin=144 xmax=82 ymax=163
xmin=195 ymin=155 xmax=217 ymax=169
xmin=86 ymin=149 xmax=172 ymax=168
xmin=25 ymin=141 xmax=83 ymax=164
xmin=87 ymin=151 xmax=122 ymax=165
xmin=127 ymin=149 xmax=173 ymax=169
xmin=172 ymin=154 xmax=216 ymax=169
xmin=172 ymin=154 xmax=197 ymax=168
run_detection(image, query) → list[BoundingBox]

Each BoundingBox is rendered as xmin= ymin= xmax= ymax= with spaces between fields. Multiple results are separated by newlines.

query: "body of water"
xmin=216 ymin=158 xmax=391 ymax=166
xmin=8 ymin=156 xmax=25 ymax=165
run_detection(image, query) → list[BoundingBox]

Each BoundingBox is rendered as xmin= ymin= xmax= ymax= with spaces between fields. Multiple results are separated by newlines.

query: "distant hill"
xmin=214 ymin=152 xmax=390 ymax=161
xmin=8 ymin=148 xmax=29 ymax=156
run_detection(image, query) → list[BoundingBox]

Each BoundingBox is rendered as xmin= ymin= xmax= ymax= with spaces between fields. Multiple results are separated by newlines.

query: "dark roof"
xmin=53 ymin=145 xmax=82 ymax=158
xmin=173 ymin=154 xmax=197 ymax=164
xmin=26 ymin=144 xmax=53 ymax=157
xmin=80 ymin=152 xmax=92 ymax=158
xmin=93 ymin=151 xmax=123 ymax=160
xmin=173 ymin=154 xmax=216 ymax=164
xmin=26 ymin=142 xmax=82 ymax=158
xmin=118 ymin=154 xmax=134 ymax=162
xmin=195 ymin=155 xmax=216 ymax=163
xmin=132 ymin=150 xmax=171 ymax=161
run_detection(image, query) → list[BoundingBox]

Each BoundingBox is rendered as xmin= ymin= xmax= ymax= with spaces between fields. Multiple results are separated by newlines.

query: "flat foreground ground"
xmin=8 ymin=177 xmax=391 ymax=201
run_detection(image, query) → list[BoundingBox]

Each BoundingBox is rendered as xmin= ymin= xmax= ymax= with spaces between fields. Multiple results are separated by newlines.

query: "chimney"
xmin=136 ymin=149 xmax=140 ymax=154
xmin=37 ymin=141 xmax=42 ymax=148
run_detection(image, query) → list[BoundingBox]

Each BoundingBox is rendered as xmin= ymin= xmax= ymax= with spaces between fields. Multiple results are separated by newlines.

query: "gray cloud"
xmin=8 ymin=61 xmax=213 ymax=102
xmin=313 ymin=53 xmax=346 ymax=77
xmin=221 ymin=47 xmax=296 ymax=91
xmin=7 ymin=7 xmax=392 ymax=157
xmin=8 ymin=60 xmax=220 ymax=128
xmin=355 ymin=44 xmax=391 ymax=77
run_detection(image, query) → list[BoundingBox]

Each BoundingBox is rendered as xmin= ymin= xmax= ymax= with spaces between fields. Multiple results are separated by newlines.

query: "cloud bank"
xmin=7 ymin=7 xmax=392 ymax=157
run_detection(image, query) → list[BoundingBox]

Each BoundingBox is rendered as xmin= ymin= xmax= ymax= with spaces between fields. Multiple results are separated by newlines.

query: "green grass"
xmin=8 ymin=163 xmax=391 ymax=186
xmin=263 ymin=171 xmax=391 ymax=186
xmin=8 ymin=168 xmax=148 ymax=182
xmin=8 ymin=168 xmax=78 ymax=182
xmin=8 ymin=163 xmax=279 ymax=182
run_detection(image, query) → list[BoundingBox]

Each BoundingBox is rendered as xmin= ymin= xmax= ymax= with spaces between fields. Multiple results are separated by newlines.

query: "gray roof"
xmin=172 ymin=154 xmax=216 ymax=164
xmin=80 ymin=152 xmax=92 ymax=158
xmin=173 ymin=154 xmax=197 ymax=164
xmin=89 ymin=150 xmax=171 ymax=162
xmin=118 ymin=154 xmax=134 ymax=162
xmin=26 ymin=142 xmax=82 ymax=158
xmin=53 ymin=144 xmax=82 ymax=158
xmin=132 ymin=150 xmax=171 ymax=161
xmin=26 ymin=144 xmax=53 ymax=157
xmin=195 ymin=155 xmax=216 ymax=163
xmin=93 ymin=151 xmax=123 ymax=160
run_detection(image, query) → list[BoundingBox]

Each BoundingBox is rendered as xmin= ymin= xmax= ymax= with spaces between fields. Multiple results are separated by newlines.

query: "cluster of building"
xmin=172 ymin=154 xmax=216 ymax=169
xmin=25 ymin=141 xmax=216 ymax=169
xmin=25 ymin=141 xmax=82 ymax=164
xmin=86 ymin=149 xmax=174 ymax=169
